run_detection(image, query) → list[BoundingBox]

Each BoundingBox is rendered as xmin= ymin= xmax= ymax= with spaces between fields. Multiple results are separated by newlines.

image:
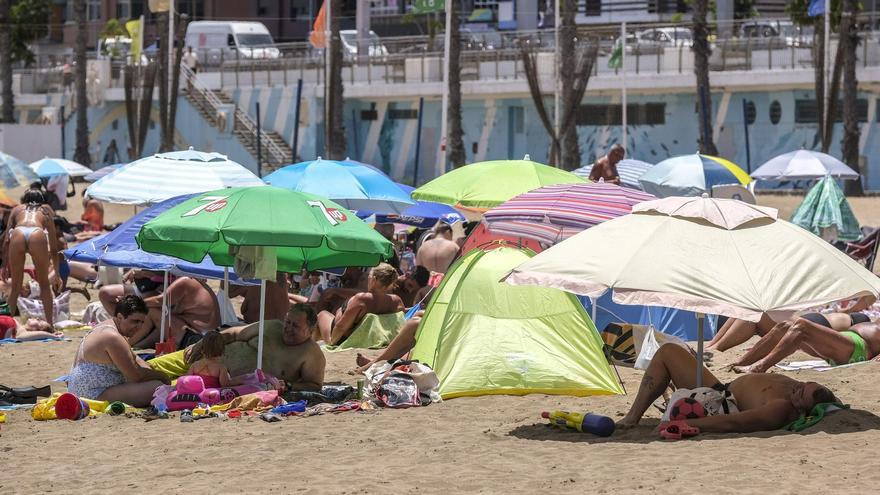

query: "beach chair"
xmin=846 ymin=227 xmax=880 ymax=272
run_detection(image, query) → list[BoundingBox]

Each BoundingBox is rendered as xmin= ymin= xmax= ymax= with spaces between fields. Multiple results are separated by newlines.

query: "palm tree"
xmin=0 ymin=0 xmax=13 ymax=123
xmin=73 ymin=0 xmax=90 ymax=166
xmin=326 ymin=0 xmax=345 ymax=160
xmin=840 ymin=0 xmax=861 ymax=195
xmin=559 ymin=0 xmax=579 ymax=169
xmin=447 ymin=0 xmax=465 ymax=168
xmin=692 ymin=0 xmax=718 ymax=155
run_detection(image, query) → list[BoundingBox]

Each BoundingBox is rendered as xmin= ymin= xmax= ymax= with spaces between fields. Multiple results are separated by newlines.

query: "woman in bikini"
xmin=316 ymin=263 xmax=404 ymax=345
xmin=1 ymin=189 xmax=62 ymax=326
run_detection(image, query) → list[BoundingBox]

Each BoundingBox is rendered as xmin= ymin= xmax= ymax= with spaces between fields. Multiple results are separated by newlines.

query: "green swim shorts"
xmin=829 ymin=331 xmax=868 ymax=366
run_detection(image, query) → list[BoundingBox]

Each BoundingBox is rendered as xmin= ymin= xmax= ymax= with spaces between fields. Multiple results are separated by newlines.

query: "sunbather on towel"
xmin=183 ymin=303 xmax=324 ymax=391
xmin=618 ymin=343 xmax=838 ymax=432
xmin=731 ymin=317 xmax=880 ymax=373
xmin=67 ymin=295 xmax=169 ymax=406
xmin=316 ymin=263 xmax=404 ymax=345
xmin=0 ymin=315 xmax=63 ymax=341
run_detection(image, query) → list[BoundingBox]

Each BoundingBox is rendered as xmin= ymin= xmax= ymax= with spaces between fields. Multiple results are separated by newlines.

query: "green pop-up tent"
xmin=410 ymin=246 xmax=623 ymax=399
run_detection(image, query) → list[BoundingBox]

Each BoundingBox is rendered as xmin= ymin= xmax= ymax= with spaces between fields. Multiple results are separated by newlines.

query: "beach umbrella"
xmin=412 ymin=156 xmax=585 ymax=213
xmin=506 ymin=196 xmax=880 ymax=385
xmin=30 ymin=158 xmax=93 ymax=178
xmin=0 ymin=151 xmax=39 ymax=188
xmin=751 ymin=150 xmax=859 ymax=181
xmin=137 ymin=186 xmax=393 ymax=368
xmin=84 ymin=163 xmax=125 ymax=182
xmin=263 ymin=158 xmax=414 ymax=215
xmin=573 ymin=159 xmax=654 ymax=190
xmin=357 ymin=183 xmax=465 ymax=228
xmin=639 ymin=154 xmax=751 ymax=198
xmin=483 ymin=181 xmax=656 ymax=245
xmin=790 ymin=175 xmax=861 ymax=242
xmin=85 ymin=148 xmax=264 ymax=206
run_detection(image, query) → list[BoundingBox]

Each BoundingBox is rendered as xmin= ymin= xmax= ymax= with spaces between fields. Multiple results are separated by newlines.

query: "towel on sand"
xmin=324 ymin=312 xmax=405 ymax=352
xmin=785 ymin=402 xmax=849 ymax=432
xmin=775 ymin=360 xmax=871 ymax=372
xmin=0 ymin=337 xmax=67 ymax=345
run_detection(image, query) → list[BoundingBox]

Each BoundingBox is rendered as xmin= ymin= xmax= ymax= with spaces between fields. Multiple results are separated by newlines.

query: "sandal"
xmin=0 ymin=385 xmax=51 ymax=398
xmin=659 ymin=421 xmax=700 ymax=440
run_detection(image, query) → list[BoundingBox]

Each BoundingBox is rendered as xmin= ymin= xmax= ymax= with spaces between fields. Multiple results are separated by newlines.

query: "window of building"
xmin=65 ymin=0 xmax=103 ymax=22
xmin=648 ymin=0 xmax=688 ymax=14
xmin=388 ymin=109 xmax=418 ymax=120
xmin=177 ymin=0 xmax=205 ymax=19
xmin=576 ymin=103 xmax=666 ymax=126
xmin=769 ymin=100 xmax=782 ymax=124
xmin=794 ymin=99 xmax=869 ymax=123
xmin=584 ymin=0 xmax=601 ymax=16
xmin=116 ymin=0 xmax=144 ymax=20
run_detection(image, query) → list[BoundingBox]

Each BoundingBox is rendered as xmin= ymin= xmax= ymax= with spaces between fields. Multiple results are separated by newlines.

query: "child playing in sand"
xmin=186 ymin=331 xmax=240 ymax=388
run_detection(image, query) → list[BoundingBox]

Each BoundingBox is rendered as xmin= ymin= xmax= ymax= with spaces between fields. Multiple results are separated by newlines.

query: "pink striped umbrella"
xmin=483 ymin=181 xmax=656 ymax=245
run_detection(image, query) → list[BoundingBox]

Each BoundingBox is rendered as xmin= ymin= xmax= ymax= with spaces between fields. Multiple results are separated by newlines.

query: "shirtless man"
xmin=183 ymin=303 xmax=324 ymax=391
xmin=618 ymin=344 xmax=838 ymax=433
xmin=66 ymin=295 xmax=169 ymax=406
xmin=589 ymin=144 xmax=624 ymax=185
xmin=731 ymin=317 xmax=880 ymax=373
xmin=228 ymin=272 xmax=290 ymax=323
xmin=416 ymin=223 xmax=459 ymax=274
xmin=129 ymin=277 xmax=221 ymax=349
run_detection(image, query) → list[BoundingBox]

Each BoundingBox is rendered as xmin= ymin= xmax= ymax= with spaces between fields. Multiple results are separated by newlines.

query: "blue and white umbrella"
xmin=85 ymin=148 xmax=264 ymax=206
xmin=751 ymin=150 xmax=860 ymax=181
xmin=573 ymin=159 xmax=654 ymax=190
xmin=356 ymin=183 xmax=465 ymax=228
xmin=0 ymin=151 xmax=39 ymax=188
xmin=30 ymin=158 xmax=93 ymax=178
xmin=84 ymin=163 xmax=125 ymax=182
xmin=263 ymin=158 xmax=414 ymax=215
xmin=639 ymin=154 xmax=752 ymax=198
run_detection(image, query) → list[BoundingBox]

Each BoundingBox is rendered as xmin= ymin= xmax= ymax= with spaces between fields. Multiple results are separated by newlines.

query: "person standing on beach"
xmin=589 ymin=144 xmax=624 ymax=185
xmin=416 ymin=223 xmax=459 ymax=274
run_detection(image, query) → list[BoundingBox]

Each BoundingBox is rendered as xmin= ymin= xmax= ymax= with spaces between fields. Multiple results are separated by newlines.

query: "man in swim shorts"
xmin=732 ymin=316 xmax=880 ymax=373
xmin=618 ymin=344 xmax=838 ymax=432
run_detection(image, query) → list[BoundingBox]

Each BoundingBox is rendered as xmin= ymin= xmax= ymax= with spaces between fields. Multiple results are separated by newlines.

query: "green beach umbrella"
xmin=412 ymin=156 xmax=586 ymax=213
xmin=791 ymin=176 xmax=861 ymax=242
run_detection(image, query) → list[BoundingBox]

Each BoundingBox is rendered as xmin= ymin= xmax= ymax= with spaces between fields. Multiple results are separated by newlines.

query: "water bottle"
xmin=107 ymin=401 xmax=126 ymax=416
xmin=541 ymin=411 xmax=615 ymax=437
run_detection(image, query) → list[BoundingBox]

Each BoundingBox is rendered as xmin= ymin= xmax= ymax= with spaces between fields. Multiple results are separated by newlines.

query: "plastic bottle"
xmin=107 ymin=401 xmax=126 ymax=416
xmin=156 ymin=403 xmax=169 ymax=419
xmin=541 ymin=411 xmax=615 ymax=437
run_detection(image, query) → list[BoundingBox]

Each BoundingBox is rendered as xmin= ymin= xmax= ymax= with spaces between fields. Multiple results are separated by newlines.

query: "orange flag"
xmin=309 ymin=0 xmax=327 ymax=48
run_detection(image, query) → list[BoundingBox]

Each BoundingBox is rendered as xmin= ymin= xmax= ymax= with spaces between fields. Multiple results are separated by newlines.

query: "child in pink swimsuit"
xmin=185 ymin=331 xmax=240 ymax=388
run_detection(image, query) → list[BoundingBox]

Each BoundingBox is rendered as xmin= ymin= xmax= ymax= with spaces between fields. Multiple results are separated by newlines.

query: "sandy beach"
xmin=2 ymin=193 xmax=880 ymax=494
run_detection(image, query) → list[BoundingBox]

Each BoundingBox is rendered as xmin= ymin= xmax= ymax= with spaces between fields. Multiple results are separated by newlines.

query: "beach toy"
xmin=163 ymin=375 xmax=267 ymax=411
xmin=0 ymin=412 xmax=6 ymax=423
xmin=541 ymin=411 xmax=615 ymax=437
xmin=669 ymin=397 xmax=707 ymax=421
xmin=55 ymin=392 xmax=90 ymax=420
xmin=107 ymin=401 xmax=126 ymax=416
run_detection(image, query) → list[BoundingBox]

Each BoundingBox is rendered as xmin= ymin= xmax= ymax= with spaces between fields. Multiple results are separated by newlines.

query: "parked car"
xmin=185 ymin=21 xmax=280 ymax=66
xmin=635 ymin=27 xmax=693 ymax=47
xmin=739 ymin=20 xmax=813 ymax=47
xmin=339 ymin=30 xmax=389 ymax=60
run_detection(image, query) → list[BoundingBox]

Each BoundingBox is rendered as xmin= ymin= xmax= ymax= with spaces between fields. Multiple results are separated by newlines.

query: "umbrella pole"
xmin=590 ymin=296 xmax=597 ymax=325
xmin=223 ymin=267 xmax=229 ymax=292
xmin=256 ymin=279 xmax=266 ymax=370
xmin=159 ymin=270 xmax=169 ymax=344
xmin=696 ymin=312 xmax=705 ymax=387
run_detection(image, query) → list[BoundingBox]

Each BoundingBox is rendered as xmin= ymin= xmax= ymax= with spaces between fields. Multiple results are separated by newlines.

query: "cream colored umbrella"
xmin=506 ymin=196 xmax=880 ymax=385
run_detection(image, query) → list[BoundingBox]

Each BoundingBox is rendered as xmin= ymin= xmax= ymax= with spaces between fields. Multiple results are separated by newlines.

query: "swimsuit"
xmin=0 ymin=315 xmax=17 ymax=339
xmin=10 ymin=207 xmax=48 ymax=246
xmin=801 ymin=312 xmax=871 ymax=329
xmin=67 ymin=326 xmax=126 ymax=399
xmin=829 ymin=331 xmax=868 ymax=366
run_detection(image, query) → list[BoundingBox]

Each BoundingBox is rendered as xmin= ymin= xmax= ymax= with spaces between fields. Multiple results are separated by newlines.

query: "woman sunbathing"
xmin=0 ymin=316 xmax=63 ymax=341
xmin=316 ymin=263 xmax=404 ymax=345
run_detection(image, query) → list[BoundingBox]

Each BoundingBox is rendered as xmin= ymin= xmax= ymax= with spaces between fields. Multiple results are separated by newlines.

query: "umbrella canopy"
xmin=263 ymin=158 xmax=414 ymax=215
xmin=751 ymin=150 xmax=860 ymax=181
xmin=483 ymin=181 xmax=656 ymax=245
xmin=791 ymin=176 xmax=861 ymax=242
xmin=84 ymin=163 xmax=125 ymax=182
xmin=357 ymin=183 xmax=465 ymax=228
xmin=411 ymin=157 xmax=585 ymax=212
xmin=136 ymin=186 xmax=393 ymax=272
xmin=86 ymin=148 xmax=264 ymax=206
xmin=573 ymin=159 xmax=654 ymax=190
xmin=506 ymin=196 xmax=880 ymax=323
xmin=0 ymin=151 xmax=40 ymax=188
xmin=30 ymin=158 xmax=93 ymax=178
xmin=639 ymin=154 xmax=751 ymax=198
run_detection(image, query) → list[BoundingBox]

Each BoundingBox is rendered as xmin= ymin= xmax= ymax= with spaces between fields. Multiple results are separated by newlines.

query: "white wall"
xmin=0 ymin=125 xmax=62 ymax=162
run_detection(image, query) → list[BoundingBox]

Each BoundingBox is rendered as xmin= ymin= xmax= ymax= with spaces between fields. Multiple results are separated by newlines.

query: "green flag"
xmin=608 ymin=41 xmax=623 ymax=69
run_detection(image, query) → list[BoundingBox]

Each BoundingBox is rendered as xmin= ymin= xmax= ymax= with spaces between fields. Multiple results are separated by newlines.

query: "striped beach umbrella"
xmin=573 ymin=159 xmax=653 ymax=190
xmin=791 ymin=175 xmax=861 ymax=242
xmin=0 ymin=151 xmax=39 ymax=188
xmin=639 ymin=154 xmax=751 ymax=198
xmin=30 ymin=157 xmax=93 ymax=178
xmin=84 ymin=163 xmax=125 ymax=182
xmin=483 ymin=181 xmax=656 ymax=245
xmin=85 ymin=148 xmax=264 ymax=206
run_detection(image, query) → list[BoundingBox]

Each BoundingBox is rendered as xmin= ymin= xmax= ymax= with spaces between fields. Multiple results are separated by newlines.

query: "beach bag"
xmin=661 ymin=387 xmax=739 ymax=421
xmin=376 ymin=376 xmax=420 ymax=408
xmin=18 ymin=291 xmax=71 ymax=323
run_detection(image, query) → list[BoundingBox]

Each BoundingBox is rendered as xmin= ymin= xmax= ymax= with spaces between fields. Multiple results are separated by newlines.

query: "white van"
xmin=185 ymin=21 xmax=280 ymax=66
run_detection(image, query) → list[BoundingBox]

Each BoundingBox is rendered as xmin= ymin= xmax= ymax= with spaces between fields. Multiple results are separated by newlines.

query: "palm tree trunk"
xmin=326 ymin=0 xmax=346 ymax=160
xmin=73 ymin=0 xmax=91 ymax=166
xmin=157 ymin=12 xmax=170 ymax=152
xmin=559 ymin=0 xmax=579 ymax=169
xmin=0 ymin=0 xmax=13 ymax=123
xmin=813 ymin=21 xmax=826 ymax=150
xmin=165 ymin=15 xmax=187 ymax=151
xmin=692 ymin=0 xmax=717 ymax=155
xmin=447 ymin=0 xmax=466 ymax=168
xmin=840 ymin=0 xmax=862 ymax=195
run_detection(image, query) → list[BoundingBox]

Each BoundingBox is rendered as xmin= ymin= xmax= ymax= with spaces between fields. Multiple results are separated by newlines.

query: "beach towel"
xmin=209 ymin=390 xmax=281 ymax=412
xmin=147 ymin=350 xmax=189 ymax=379
xmin=0 ymin=337 xmax=67 ymax=345
xmin=232 ymin=246 xmax=276 ymax=281
xmin=775 ymin=360 xmax=872 ymax=372
xmin=324 ymin=312 xmax=405 ymax=352
xmin=216 ymin=289 xmax=241 ymax=326
xmin=785 ymin=402 xmax=849 ymax=432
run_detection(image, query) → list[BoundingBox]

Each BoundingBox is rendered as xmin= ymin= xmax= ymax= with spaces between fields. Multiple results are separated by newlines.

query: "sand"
xmin=2 ymin=193 xmax=880 ymax=494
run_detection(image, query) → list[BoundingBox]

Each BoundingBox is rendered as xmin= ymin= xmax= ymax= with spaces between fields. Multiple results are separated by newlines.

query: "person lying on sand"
xmin=0 ymin=315 xmax=63 ymax=341
xmin=618 ymin=343 xmax=837 ymax=433
xmin=730 ymin=316 xmax=880 ymax=373
xmin=183 ymin=304 xmax=325 ymax=391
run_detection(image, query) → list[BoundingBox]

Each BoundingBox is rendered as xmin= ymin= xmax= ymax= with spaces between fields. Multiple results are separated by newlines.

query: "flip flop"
xmin=0 ymin=385 xmax=51 ymax=398
xmin=659 ymin=421 xmax=700 ymax=440
xmin=0 ymin=391 xmax=37 ymax=405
